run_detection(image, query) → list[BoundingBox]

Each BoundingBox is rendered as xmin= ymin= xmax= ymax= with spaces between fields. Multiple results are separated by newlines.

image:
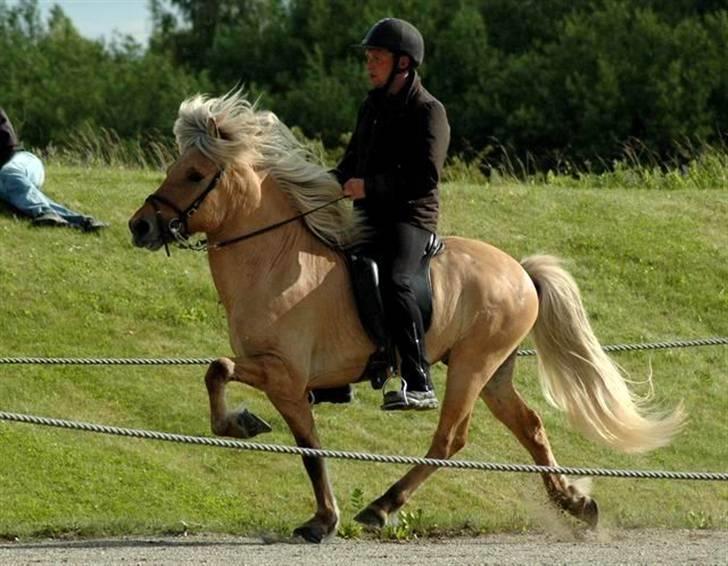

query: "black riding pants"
xmin=374 ymin=222 xmax=434 ymax=391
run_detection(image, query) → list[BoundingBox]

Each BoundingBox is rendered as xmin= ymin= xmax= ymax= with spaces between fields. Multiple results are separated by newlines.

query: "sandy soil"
xmin=1 ymin=529 xmax=727 ymax=565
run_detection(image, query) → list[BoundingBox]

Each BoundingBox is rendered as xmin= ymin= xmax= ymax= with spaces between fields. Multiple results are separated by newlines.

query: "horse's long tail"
xmin=521 ymin=255 xmax=686 ymax=453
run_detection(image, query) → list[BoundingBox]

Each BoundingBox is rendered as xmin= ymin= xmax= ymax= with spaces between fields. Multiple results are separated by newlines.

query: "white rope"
xmin=0 ymin=337 xmax=724 ymax=365
xmin=1 ymin=411 xmax=725 ymax=482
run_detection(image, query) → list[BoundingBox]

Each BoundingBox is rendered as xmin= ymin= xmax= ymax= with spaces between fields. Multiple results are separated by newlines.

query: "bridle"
xmin=145 ymin=169 xmax=224 ymax=256
xmin=145 ymin=169 xmax=346 ymax=256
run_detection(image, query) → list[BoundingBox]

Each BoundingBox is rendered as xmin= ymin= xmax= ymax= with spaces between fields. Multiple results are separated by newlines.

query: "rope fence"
xmin=0 ymin=336 xmax=726 ymax=366
xmin=1 ymin=411 xmax=726 ymax=482
xmin=1 ymin=336 xmax=726 ymax=482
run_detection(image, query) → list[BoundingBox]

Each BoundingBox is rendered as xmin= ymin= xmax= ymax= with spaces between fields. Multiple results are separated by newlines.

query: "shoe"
xmin=32 ymin=212 xmax=69 ymax=227
xmin=381 ymin=388 xmax=438 ymax=411
xmin=80 ymin=217 xmax=109 ymax=232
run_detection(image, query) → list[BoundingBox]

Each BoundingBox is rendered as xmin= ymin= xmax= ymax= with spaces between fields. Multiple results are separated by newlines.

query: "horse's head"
xmin=129 ymin=147 xmax=230 ymax=251
xmin=129 ymin=90 xmax=267 ymax=252
xmin=130 ymin=88 xmax=363 ymax=253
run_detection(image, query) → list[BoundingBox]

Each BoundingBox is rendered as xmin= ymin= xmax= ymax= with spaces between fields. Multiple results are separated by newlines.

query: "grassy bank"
xmin=0 ymin=164 xmax=726 ymax=539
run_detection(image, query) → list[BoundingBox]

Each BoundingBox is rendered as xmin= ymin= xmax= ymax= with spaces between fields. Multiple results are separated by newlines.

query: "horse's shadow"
xmin=1 ymin=533 xmax=317 ymax=549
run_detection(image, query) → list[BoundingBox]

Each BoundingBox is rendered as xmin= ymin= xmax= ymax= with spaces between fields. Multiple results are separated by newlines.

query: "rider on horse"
xmin=334 ymin=18 xmax=451 ymax=410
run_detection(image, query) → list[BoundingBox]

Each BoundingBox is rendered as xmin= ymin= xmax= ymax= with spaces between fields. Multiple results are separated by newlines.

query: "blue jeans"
xmin=0 ymin=151 xmax=88 ymax=224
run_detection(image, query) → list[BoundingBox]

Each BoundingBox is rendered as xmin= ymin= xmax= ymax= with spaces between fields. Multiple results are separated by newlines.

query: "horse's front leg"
xmin=268 ymin=394 xmax=339 ymax=543
xmin=207 ymin=356 xmax=338 ymax=541
xmin=204 ymin=357 xmax=271 ymax=438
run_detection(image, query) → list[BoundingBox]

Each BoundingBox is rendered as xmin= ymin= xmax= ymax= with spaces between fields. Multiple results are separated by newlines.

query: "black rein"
xmin=145 ymin=169 xmax=346 ymax=255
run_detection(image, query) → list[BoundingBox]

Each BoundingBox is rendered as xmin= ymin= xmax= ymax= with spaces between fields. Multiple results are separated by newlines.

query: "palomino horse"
xmin=129 ymin=91 xmax=685 ymax=543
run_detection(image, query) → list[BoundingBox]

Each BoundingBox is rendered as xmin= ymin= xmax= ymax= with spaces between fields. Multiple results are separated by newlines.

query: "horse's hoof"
xmin=232 ymin=409 xmax=272 ymax=438
xmin=354 ymin=505 xmax=387 ymax=529
xmin=580 ymin=497 xmax=599 ymax=528
xmin=569 ymin=496 xmax=599 ymax=528
xmin=293 ymin=525 xmax=324 ymax=543
xmin=292 ymin=519 xmax=337 ymax=544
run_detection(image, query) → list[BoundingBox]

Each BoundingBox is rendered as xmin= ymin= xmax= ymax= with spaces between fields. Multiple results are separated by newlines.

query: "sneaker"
xmin=32 ymin=212 xmax=69 ymax=227
xmin=381 ymin=388 xmax=439 ymax=411
xmin=80 ymin=217 xmax=109 ymax=232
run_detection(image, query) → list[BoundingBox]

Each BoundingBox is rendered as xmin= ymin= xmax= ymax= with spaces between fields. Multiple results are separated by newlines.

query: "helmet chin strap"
xmin=382 ymin=53 xmax=409 ymax=94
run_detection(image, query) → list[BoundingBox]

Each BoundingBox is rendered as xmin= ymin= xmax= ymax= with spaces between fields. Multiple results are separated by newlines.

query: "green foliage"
xmin=274 ymin=47 xmax=364 ymax=147
xmin=337 ymin=487 xmax=366 ymax=539
xmin=3 ymin=0 xmax=728 ymax=169
xmin=42 ymin=125 xmax=177 ymax=169
xmin=381 ymin=509 xmax=432 ymax=541
xmin=687 ymin=510 xmax=716 ymax=530
xmin=0 ymin=0 xmax=210 ymax=152
xmin=542 ymin=143 xmax=728 ymax=190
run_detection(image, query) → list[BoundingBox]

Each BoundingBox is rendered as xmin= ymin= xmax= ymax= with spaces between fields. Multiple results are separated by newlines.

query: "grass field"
xmin=0 ymin=164 xmax=726 ymax=539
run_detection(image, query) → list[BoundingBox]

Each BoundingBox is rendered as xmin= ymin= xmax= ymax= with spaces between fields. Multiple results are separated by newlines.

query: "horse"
xmin=128 ymin=90 xmax=685 ymax=543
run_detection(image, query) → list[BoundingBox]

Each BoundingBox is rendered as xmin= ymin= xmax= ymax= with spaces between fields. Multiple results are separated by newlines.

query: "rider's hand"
xmin=342 ymin=178 xmax=366 ymax=200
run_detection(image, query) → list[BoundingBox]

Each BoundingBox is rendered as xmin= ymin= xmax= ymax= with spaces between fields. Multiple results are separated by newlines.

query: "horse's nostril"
xmin=130 ymin=217 xmax=152 ymax=238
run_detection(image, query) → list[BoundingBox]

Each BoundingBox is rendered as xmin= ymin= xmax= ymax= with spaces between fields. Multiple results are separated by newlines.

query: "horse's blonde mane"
xmin=173 ymin=89 xmax=366 ymax=249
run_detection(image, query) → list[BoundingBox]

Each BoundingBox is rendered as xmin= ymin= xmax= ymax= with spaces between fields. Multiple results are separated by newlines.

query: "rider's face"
xmin=365 ymin=48 xmax=394 ymax=88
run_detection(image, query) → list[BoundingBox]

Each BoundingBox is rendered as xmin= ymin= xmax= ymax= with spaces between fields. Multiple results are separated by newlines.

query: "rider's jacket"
xmin=0 ymin=108 xmax=19 ymax=169
xmin=333 ymin=72 xmax=450 ymax=233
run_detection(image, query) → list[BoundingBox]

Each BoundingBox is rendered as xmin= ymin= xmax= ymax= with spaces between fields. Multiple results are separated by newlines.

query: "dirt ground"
xmin=1 ymin=529 xmax=726 ymax=565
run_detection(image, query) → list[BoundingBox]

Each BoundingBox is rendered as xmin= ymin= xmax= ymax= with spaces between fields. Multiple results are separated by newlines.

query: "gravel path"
xmin=1 ymin=529 xmax=727 ymax=565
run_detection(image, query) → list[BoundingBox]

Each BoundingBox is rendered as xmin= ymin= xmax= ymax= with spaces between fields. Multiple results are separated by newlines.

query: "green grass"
xmin=0 ymin=164 xmax=726 ymax=539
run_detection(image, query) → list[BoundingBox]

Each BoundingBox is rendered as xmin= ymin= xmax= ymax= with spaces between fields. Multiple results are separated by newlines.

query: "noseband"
xmin=145 ymin=170 xmax=223 ymax=256
xmin=145 ymin=169 xmax=345 ymax=256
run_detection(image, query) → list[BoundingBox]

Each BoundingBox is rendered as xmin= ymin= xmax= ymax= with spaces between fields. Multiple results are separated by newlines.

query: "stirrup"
xmin=381 ymin=379 xmax=438 ymax=411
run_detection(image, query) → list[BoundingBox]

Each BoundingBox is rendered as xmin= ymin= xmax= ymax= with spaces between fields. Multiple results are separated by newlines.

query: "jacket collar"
xmin=369 ymin=71 xmax=420 ymax=109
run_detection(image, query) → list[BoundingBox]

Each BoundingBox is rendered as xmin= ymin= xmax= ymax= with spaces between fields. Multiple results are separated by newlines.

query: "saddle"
xmin=348 ymin=233 xmax=444 ymax=389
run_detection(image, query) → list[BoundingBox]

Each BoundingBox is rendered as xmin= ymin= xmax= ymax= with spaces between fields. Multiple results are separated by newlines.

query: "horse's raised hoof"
xmin=232 ymin=409 xmax=272 ymax=438
xmin=354 ymin=505 xmax=388 ymax=530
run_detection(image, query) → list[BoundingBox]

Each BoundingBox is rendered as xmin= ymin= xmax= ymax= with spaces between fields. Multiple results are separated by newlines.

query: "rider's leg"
xmin=381 ymin=222 xmax=438 ymax=411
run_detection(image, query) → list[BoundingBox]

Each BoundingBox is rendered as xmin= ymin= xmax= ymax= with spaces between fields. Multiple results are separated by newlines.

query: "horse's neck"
xmin=206 ymin=173 xmax=337 ymax=312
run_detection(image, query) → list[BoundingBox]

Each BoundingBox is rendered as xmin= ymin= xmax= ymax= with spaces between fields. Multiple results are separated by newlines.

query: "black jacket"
xmin=0 ymin=108 xmax=19 ymax=169
xmin=333 ymin=73 xmax=450 ymax=233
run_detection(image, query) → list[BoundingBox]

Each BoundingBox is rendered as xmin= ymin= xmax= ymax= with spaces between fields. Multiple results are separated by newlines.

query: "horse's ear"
xmin=205 ymin=117 xmax=218 ymax=138
xmin=207 ymin=116 xmax=231 ymax=141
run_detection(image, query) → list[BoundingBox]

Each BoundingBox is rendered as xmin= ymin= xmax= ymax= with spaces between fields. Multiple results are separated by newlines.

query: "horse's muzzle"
xmin=129 ymin=215 xmax=165 ymax=251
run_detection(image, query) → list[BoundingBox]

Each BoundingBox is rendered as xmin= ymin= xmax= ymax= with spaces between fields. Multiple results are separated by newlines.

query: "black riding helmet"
xmin=360 ymin=18 xmax=425 ymax=68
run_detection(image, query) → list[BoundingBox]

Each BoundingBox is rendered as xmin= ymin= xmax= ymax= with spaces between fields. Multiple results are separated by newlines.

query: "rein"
xmin=207 ymin=195 xmax=347 ymax=251
xmin=145 ymin=169 xmax=346 ymax=255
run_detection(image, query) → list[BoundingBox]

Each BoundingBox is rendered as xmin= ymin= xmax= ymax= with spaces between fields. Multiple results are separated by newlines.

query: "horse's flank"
xmin=206 ymin=166 xmax=535 ymax=393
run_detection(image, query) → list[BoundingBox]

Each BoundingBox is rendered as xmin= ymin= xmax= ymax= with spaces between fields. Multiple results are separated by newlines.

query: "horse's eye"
xmin=188 ymin=171 xmax=205 ymax=183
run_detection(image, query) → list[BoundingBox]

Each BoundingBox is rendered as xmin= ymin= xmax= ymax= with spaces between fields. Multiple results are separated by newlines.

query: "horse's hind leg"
xmin=355 ymin=403 xmax=475 ymax=529
xmin=354 ymin=353 xmax=493 ymax=529
xmin=481 ymin=352 xmax=599 ymax=527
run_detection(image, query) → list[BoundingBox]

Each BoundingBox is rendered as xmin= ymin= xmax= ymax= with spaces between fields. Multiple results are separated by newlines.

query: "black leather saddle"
xmin=347 ymin=232 xmax=444 ymax=389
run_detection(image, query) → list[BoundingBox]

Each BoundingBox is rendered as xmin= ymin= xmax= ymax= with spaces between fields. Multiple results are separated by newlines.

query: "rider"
xmin=334 ymin=18 xmax=450 ymax=410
